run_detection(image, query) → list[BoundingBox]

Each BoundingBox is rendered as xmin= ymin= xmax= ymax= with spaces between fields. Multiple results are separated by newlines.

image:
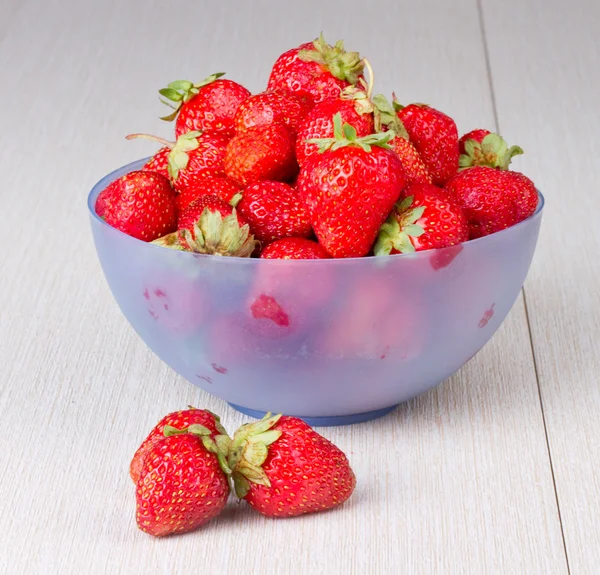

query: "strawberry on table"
xmin=236 ymin=181 xmax=312 ymax=246
xmin=159 ymin=73 xmax=251 ymax=137
xmin=267 ymin=34 xmax=365 ymax=104
xmin=393 ymin=99 xmax=459 ymax=186
xmin=375 ymin=183 xmax=468 ymax=255
xmin=136 ymin=427 xmax=231 ymax=537
xmin=95 ymin=171 xmax=177 ymax=242
xmin=296 ymin=113 xmax=406 ymax=258
xmin=224 ymin=123 xmax=298 ymax=186
xmin=227 ymin=413 xmax=356 ymax=517
xmin=233 ymin=89 xmax=314 ymax=134
xmin=130 ymin=408 xmax=227 ymax=483
xmin=260 ymin=237 xmax=330 ymax=260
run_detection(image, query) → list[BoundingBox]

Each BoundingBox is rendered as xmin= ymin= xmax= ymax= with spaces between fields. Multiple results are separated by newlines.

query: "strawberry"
xmin=142 ymin=146 xmax=170 ymax=179
xmin=227 ymin=413 xmax=356 ymax=517
xmin=175 ymin=176 xmax=241 ymax=212
xmin=95 ymin=171 xmax=177 ymax=242
xmin=233 ymin=90 xmax=314 ymax=134
xmin=178 ymin=194 xmax=245 ymax=231
xmin=159 ymin=73 xmax=251 ymax=138
xmin=389 ymin=136 xmax=432 ymax=185
xmin=260 ymin=237 xmax=330 ymax=259
xmin=445 ymin=166 xmax=538 ymax=238
xmin=318 ymin=272 xmax=423 ymax=361
xmin=224 ymin=123 xmax=298 ymax=186
xmin=136 ymin=429 xmax=231 ymax=537
xmin=153 ymin=195 xmax=257 ymax=257
xmin=296 ymin=113 xmax=405 ymax=258
xmin=236 ymin=181 xmax=312 ymax=245
xmin=375 ymin=183 xmax=468 ymax=255
xmin=247 ymin=240 xmax=334 ymax=339
xmin=267 ymin=34 xmax=364 ymax=104
xmin=130 ymin=408 xmax=227 ymax=483
xmin=393 ymin=99 xmax=459 ymax=186
xmin=295 ymin=91 xmax=375 ymax=166
xmin=458 ymin=129 xmax=490 ymax=155
xmin=458 ymin=131 xmax=523 ymax=170
xmin=127 ymin=131 xmax=230 ymax=194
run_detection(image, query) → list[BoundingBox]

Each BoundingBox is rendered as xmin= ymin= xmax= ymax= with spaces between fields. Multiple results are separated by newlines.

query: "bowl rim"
xmin=88 ymin=157 xmax=546 ymax=264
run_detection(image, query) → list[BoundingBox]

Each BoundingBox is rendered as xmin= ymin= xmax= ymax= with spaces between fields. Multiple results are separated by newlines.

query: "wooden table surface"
xmin=1 ymin=0 xmax=598 ymax=573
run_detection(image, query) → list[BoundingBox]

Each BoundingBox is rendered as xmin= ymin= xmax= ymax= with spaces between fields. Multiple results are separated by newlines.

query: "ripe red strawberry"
xmin=389 ymin=137 xmax=432 ymax=185
xmin=95 ymin=171 xmax=177 ymax=242
xmin=393 ymin=100 xmax=459 ymax=186
xmin=267 ymin=34 xmax=364 ymax=104
xmin=458 ymin=129 xmax=490 ymax=155
xmin=178 ymin=194 xmax=245 ymax=231
xmin=236 ymin=181 xmax=312 ymax=245
xmin=142 ymin=146 xmax=170 ymax=179
xmin=154 ymin=195 xmax=257 ymax=257
xmin=159 ymin=73 xmax=251 ymax=137
xmin=458 ymin=131 xmax=523 ymax=170
xmin=233 ymin=90 xmax=314 ymax=134
xmin=130 ymin=408 xmax=227 ymax=483
xmin=227 ymin=413 xmax=356 ymax=517
xmin=127 ymin=131 xmax=230 ymax=194
xmin=175 ymin=176 xmax=242 ymax=212
xmin=224 ymin=123 xmax=298 ymax=186
xmin=136 ymin=432 xmax=230 ymax=537
xmin=295 ymin=93 xmax=375 ymax=166
xmin=445 ymin=166 xmax=538 ymax=238
xmin=375 ymin=183 xmax=468 ymax=255
xmin=318 ymin=272 xmax=423 ymax=361
xmin=296 ymin=113 xmax=405 ymax=258
xmin=260 ymin=237 xmax=330 ymax=259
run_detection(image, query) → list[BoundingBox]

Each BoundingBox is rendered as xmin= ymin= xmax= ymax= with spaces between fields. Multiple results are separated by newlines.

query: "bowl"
xmin=88 ymin=159 xmax=544 ymax=426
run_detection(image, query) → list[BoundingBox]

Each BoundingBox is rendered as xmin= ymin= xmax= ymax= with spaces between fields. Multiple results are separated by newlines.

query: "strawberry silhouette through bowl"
xmin=89 ymin=159 xmax=544 ymax=426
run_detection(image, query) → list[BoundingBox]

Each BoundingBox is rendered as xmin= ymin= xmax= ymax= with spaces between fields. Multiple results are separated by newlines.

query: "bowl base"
xmin=227 ymin=403 xmax=398 ymax=427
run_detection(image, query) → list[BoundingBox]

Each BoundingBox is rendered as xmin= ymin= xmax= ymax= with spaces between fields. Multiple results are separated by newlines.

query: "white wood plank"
xmin=481 ymin=0 xmax=600 ymax=571
xmin=0 ymin=0 xmax=566 ymax=573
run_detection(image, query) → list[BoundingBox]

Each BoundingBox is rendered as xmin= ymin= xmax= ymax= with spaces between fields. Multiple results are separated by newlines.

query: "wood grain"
xmin=481 ymin=0 xmax=600 ymax=572
xmin=0 ymin=0 xmax=571 ymax=573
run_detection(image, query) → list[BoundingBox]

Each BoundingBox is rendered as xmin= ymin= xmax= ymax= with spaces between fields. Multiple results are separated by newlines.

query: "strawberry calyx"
xmin=163 ymin=423 xmax=232 ymax=476
xmin=297 ymin=33 xmax=364 ymax=85
xmin=152 ymin=208 xmax=258 ymax=257
xmin=306 ymin=112 xmax=395 ymax=153
xmin=459 ymin=132 xmax=523 ymax=170
xmin=374 ymin=195 xmax=426 ymax=255
xmin=159 ymin=73 xmax=226 ymax=121
xmin=340 ymin=85 xmax=375 ymax=116
xmin=226 ymin=412 xmax=283 ymax=498
xmin=371 ymin=93 xmax=409 ymax=138
xmin=166 ymin=130 xmax=203 ymax=180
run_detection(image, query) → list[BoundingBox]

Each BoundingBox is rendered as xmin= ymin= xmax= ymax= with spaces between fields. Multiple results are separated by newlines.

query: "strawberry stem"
xmin=125 ymin=133 xmax=175 ymax=149
xmin=362 ymin=58 xmax=374 ymax=100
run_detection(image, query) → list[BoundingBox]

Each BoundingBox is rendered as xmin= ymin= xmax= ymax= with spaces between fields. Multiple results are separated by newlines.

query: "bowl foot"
xmin=227 ymin=403 xmax=398 ymax=427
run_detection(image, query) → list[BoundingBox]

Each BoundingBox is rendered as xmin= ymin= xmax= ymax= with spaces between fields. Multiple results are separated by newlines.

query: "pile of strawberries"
xmin=132 ymin=408 xmax=355 ymax=537
xmin=96 ymin=35 xmax=538 ymax=261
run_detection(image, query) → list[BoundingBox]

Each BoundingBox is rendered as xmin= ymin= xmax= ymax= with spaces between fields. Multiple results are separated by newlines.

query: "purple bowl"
xmin=88 ymin=159 xmax=544 ymax=426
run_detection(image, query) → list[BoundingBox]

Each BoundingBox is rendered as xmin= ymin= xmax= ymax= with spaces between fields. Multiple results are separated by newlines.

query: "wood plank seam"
xmin=476 ymin=1 xmax=571 ymax=573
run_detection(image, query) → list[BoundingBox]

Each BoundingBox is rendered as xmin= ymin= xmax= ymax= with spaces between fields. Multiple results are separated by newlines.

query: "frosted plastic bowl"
xmin=89 ymin=159 xmax=544 ymax=426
